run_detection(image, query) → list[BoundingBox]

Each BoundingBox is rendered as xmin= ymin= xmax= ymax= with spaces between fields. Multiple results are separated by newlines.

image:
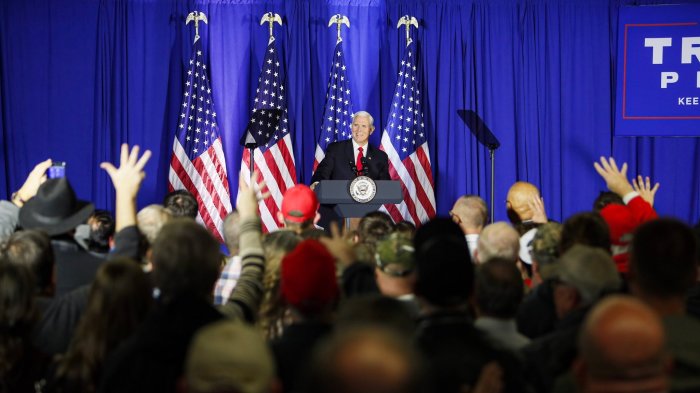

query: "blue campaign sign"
xmin=615 ymin=5 xmax=700 ymax=136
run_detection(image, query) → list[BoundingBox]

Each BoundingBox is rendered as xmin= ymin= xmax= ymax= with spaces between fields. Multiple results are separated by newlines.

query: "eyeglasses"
xmin=448 ymin=210 xmax=462 ymax=224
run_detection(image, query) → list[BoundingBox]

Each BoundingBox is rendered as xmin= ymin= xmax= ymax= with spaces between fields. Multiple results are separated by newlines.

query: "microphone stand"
xmin=488 ymin=144 xmax=496 ymax=224
xmin=457 ymin=109 xmax=500 ymax=224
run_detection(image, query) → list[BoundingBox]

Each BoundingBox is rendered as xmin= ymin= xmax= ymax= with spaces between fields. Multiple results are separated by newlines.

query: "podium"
xmin=314 ymin=180 xmax=403 ymax=218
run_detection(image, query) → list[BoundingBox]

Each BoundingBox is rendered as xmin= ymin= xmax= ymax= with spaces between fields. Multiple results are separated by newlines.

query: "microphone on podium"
xmin=348 ymin=160 xmax=358 ymax=177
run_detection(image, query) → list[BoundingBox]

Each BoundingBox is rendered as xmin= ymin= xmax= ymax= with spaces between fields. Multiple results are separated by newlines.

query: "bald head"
xmin=451 ymin=195 xmax=488 ymax=234
xmin=475 ymin=222 xmax=520 ymax=264
xmin=506 ymin=182 xmax=540 ymax=222
xmin=308 ymin=327 xmax=422 ymax=393
xmin=575 ymin=296 xmax=669 ymax=392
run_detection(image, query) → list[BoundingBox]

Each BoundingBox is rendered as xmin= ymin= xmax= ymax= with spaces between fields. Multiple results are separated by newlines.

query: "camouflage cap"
xmin=530 ymin=222 xmax=563 ymax=278
xmin=375 ymin=232 xmax=415 ymax=277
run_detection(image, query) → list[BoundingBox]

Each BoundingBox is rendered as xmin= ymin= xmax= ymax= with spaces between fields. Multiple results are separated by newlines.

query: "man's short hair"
xmin=593 ymin=191 xmax=624 ymax=212
xmin=151 ymin=219 xmax=221 ymax=301
xmin=163 ymin=190 xmax=199 ymax=219
xmin=88 ymin=209 xmax=115 ymax=252
xmin=353 ymin=111 xmax=374 ymax=128
xmin=631 ymin=218 xmax=698 ymax=297
xmin=475 ymin=258 xmax=524 ymax=319
xmin=394 ymin=220 xmax=416 ymax=237
xmin=137 ymin=204 xmax=172 ymax=245
xmin=476 ymin=222 xmax=520 ymax=263
xmin=186 ymin=320 xmax=275 ymax=393
xmin=358 ymin=211 xmax=394 ymax=245
xmin=560 ymin=212 xmax=611 ymax=254
xmin=306 ymin=326 xmax=423 ymax=393
xmin=335 ymin=295 xmax=416 ymax=338
xmin=452 ymin=195 xmax=488 ymax=229
xmin=555 ymin=245 xmax=621 ymax=305
xmin=577 ymin=296 xmax=668 ymax=388
xmin=0 ymin=230 xmax=54 ymax=293
xmin=222 ymin=210 xmax=241 ymax=254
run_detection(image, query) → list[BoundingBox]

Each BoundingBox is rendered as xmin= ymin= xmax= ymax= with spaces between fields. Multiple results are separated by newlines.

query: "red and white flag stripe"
xmin=169 ymin=138 xmax=233 ymax=241
xmin=238 ymin=134 xmax=297 ymax=233
xmin=380 ymin=133 xmax=436 ymax=225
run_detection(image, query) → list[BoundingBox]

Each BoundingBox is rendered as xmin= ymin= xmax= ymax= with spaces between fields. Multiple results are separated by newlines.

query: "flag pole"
xmin=249 ymin=12 xmax=283 ymax=183
xmin=185 ymin=11 xmax=208 ymax=44
xmin=397 ymin=16 xmax=418 ymax=48
xmin=328 ymin=14 xmax=350 ymax=44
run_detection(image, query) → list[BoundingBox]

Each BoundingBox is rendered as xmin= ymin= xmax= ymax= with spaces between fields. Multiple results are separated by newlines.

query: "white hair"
xmin=137 ymin=204 xmax=173 ymax=245
xmin=476 ymin=222 xmax=520 ymax=263
xmin=353 ymin=111 xmax=374 ymax=127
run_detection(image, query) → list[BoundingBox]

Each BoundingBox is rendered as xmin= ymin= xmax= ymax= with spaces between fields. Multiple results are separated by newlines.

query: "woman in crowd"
xmin=0 ymin=260 xmax=48 ymax=393
xmin=258 ymin=230 xmax=302 ymax=340
xmin=46 ymin=258 xmax=152 ymax=393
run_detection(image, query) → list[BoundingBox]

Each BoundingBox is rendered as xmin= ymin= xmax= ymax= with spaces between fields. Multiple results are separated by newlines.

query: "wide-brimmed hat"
xmin=19 ymin=178 xmax=94 ymax=236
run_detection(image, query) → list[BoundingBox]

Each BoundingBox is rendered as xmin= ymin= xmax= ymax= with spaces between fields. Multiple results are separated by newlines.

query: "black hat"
xmin=19 ymin=178 xmax=94 ymax=236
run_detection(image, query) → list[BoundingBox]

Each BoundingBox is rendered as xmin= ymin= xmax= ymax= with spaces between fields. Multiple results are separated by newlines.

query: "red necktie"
xmin=356 ymin=146 xmax=364 ymax=174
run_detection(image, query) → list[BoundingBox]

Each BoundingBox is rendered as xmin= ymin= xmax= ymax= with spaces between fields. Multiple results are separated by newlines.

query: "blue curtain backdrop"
xmin=1 ymin=0 xmax=699 ymax=224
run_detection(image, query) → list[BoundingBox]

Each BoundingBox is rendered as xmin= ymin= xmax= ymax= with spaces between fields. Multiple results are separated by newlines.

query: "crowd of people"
xmin=1 ymin=145 xmax=700 ymax=393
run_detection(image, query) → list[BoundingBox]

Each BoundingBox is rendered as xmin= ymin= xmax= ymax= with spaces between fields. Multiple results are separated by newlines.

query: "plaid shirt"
xmin=213 ymin=255 xmax=242 ymax=305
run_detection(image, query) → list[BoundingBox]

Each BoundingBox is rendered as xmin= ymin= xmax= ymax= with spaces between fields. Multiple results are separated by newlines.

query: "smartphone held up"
xmin=48 ymin=162 xmax=66 ymax=179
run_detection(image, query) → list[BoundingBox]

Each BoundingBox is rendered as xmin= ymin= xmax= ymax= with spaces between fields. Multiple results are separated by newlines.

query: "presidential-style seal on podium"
xmin=349 ymin=176 xmax=377 ymax=203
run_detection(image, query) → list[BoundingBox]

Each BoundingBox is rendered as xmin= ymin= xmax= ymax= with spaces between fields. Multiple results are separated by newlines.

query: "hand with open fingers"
xmin=237 ymin=171 xmax=270 ymax=219
xmin=593 ymin=157 xmax=634 ymax=197
xmin=16 ymin=158 xmax=53 ymax=201
xmin=100 ymin=144 xmax=152 ymax=199
xmin=632 ymin=175 xmax=660 ymax=207
xmin=319 ymin=221 xmax=355 ymax=266
xmin=529 ymin=196 xmax=548 ymax=224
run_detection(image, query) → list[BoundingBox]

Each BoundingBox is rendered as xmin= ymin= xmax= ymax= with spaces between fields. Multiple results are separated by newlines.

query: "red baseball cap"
xmin=281 ymin=185 xmax=319 ymax=223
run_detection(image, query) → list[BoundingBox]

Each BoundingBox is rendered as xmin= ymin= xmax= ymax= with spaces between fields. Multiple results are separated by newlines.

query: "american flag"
xmin=380 ymin=41 xmax=436 ymax=224
xmin=169 ymin=37 xmax=232 ymax=242
xmin=314 ymin=41 xmax=354 ymax=171
xmin=238 ymin=37 xmax=297 ymax=232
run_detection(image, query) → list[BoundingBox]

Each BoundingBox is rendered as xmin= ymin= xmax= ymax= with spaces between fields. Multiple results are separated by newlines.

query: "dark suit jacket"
xmin=99 ymin=295 xmax=223 ymax=393
xmin=311 ymin=139 xmax=390 ymax=183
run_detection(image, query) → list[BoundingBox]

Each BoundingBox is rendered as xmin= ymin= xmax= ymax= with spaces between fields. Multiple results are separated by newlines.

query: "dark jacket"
xmin=521 ymin=306 xmax=590 ymax=393
xmin=52 ymin=237 xmax=106 ymax=298
xmin=415 ymin=311 xmax=528 ymax=393
xmin=33 ymin=285 xmax=90 ymax=355
xmin=311 ymin=140 xmax=390 ymax=183
xmin=516 ymin=279 xmax=557 ymax=339
xmin=272 ymin=322 xmax=333 ymax=393
xmin=98 ymin=295 xmax=222 ymax=393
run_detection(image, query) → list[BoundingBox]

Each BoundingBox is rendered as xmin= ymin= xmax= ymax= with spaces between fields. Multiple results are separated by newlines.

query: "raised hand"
xmin=100 ymin=144 xmax=151 ymax=231
xmin=632 ymin=175 xmax=660 ymax=207
xmin=13 ymin=159 xmax=53 ymax=205
xmin=100 ymin=144 xmax=152 ymax=199
xmin=319 ymin=221 xmax=355 ymax=266
xmin=528 ymin=196 xmax=548 ymax=224
xmin=593 ymin=157 xmax=634 ymax=197
xmin=237 ymin=171 xmax=270 ymax=219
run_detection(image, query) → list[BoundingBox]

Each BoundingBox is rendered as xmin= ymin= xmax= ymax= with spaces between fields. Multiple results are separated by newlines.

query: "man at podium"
xmin=311 ymin=111 xmax=390 ymax=186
